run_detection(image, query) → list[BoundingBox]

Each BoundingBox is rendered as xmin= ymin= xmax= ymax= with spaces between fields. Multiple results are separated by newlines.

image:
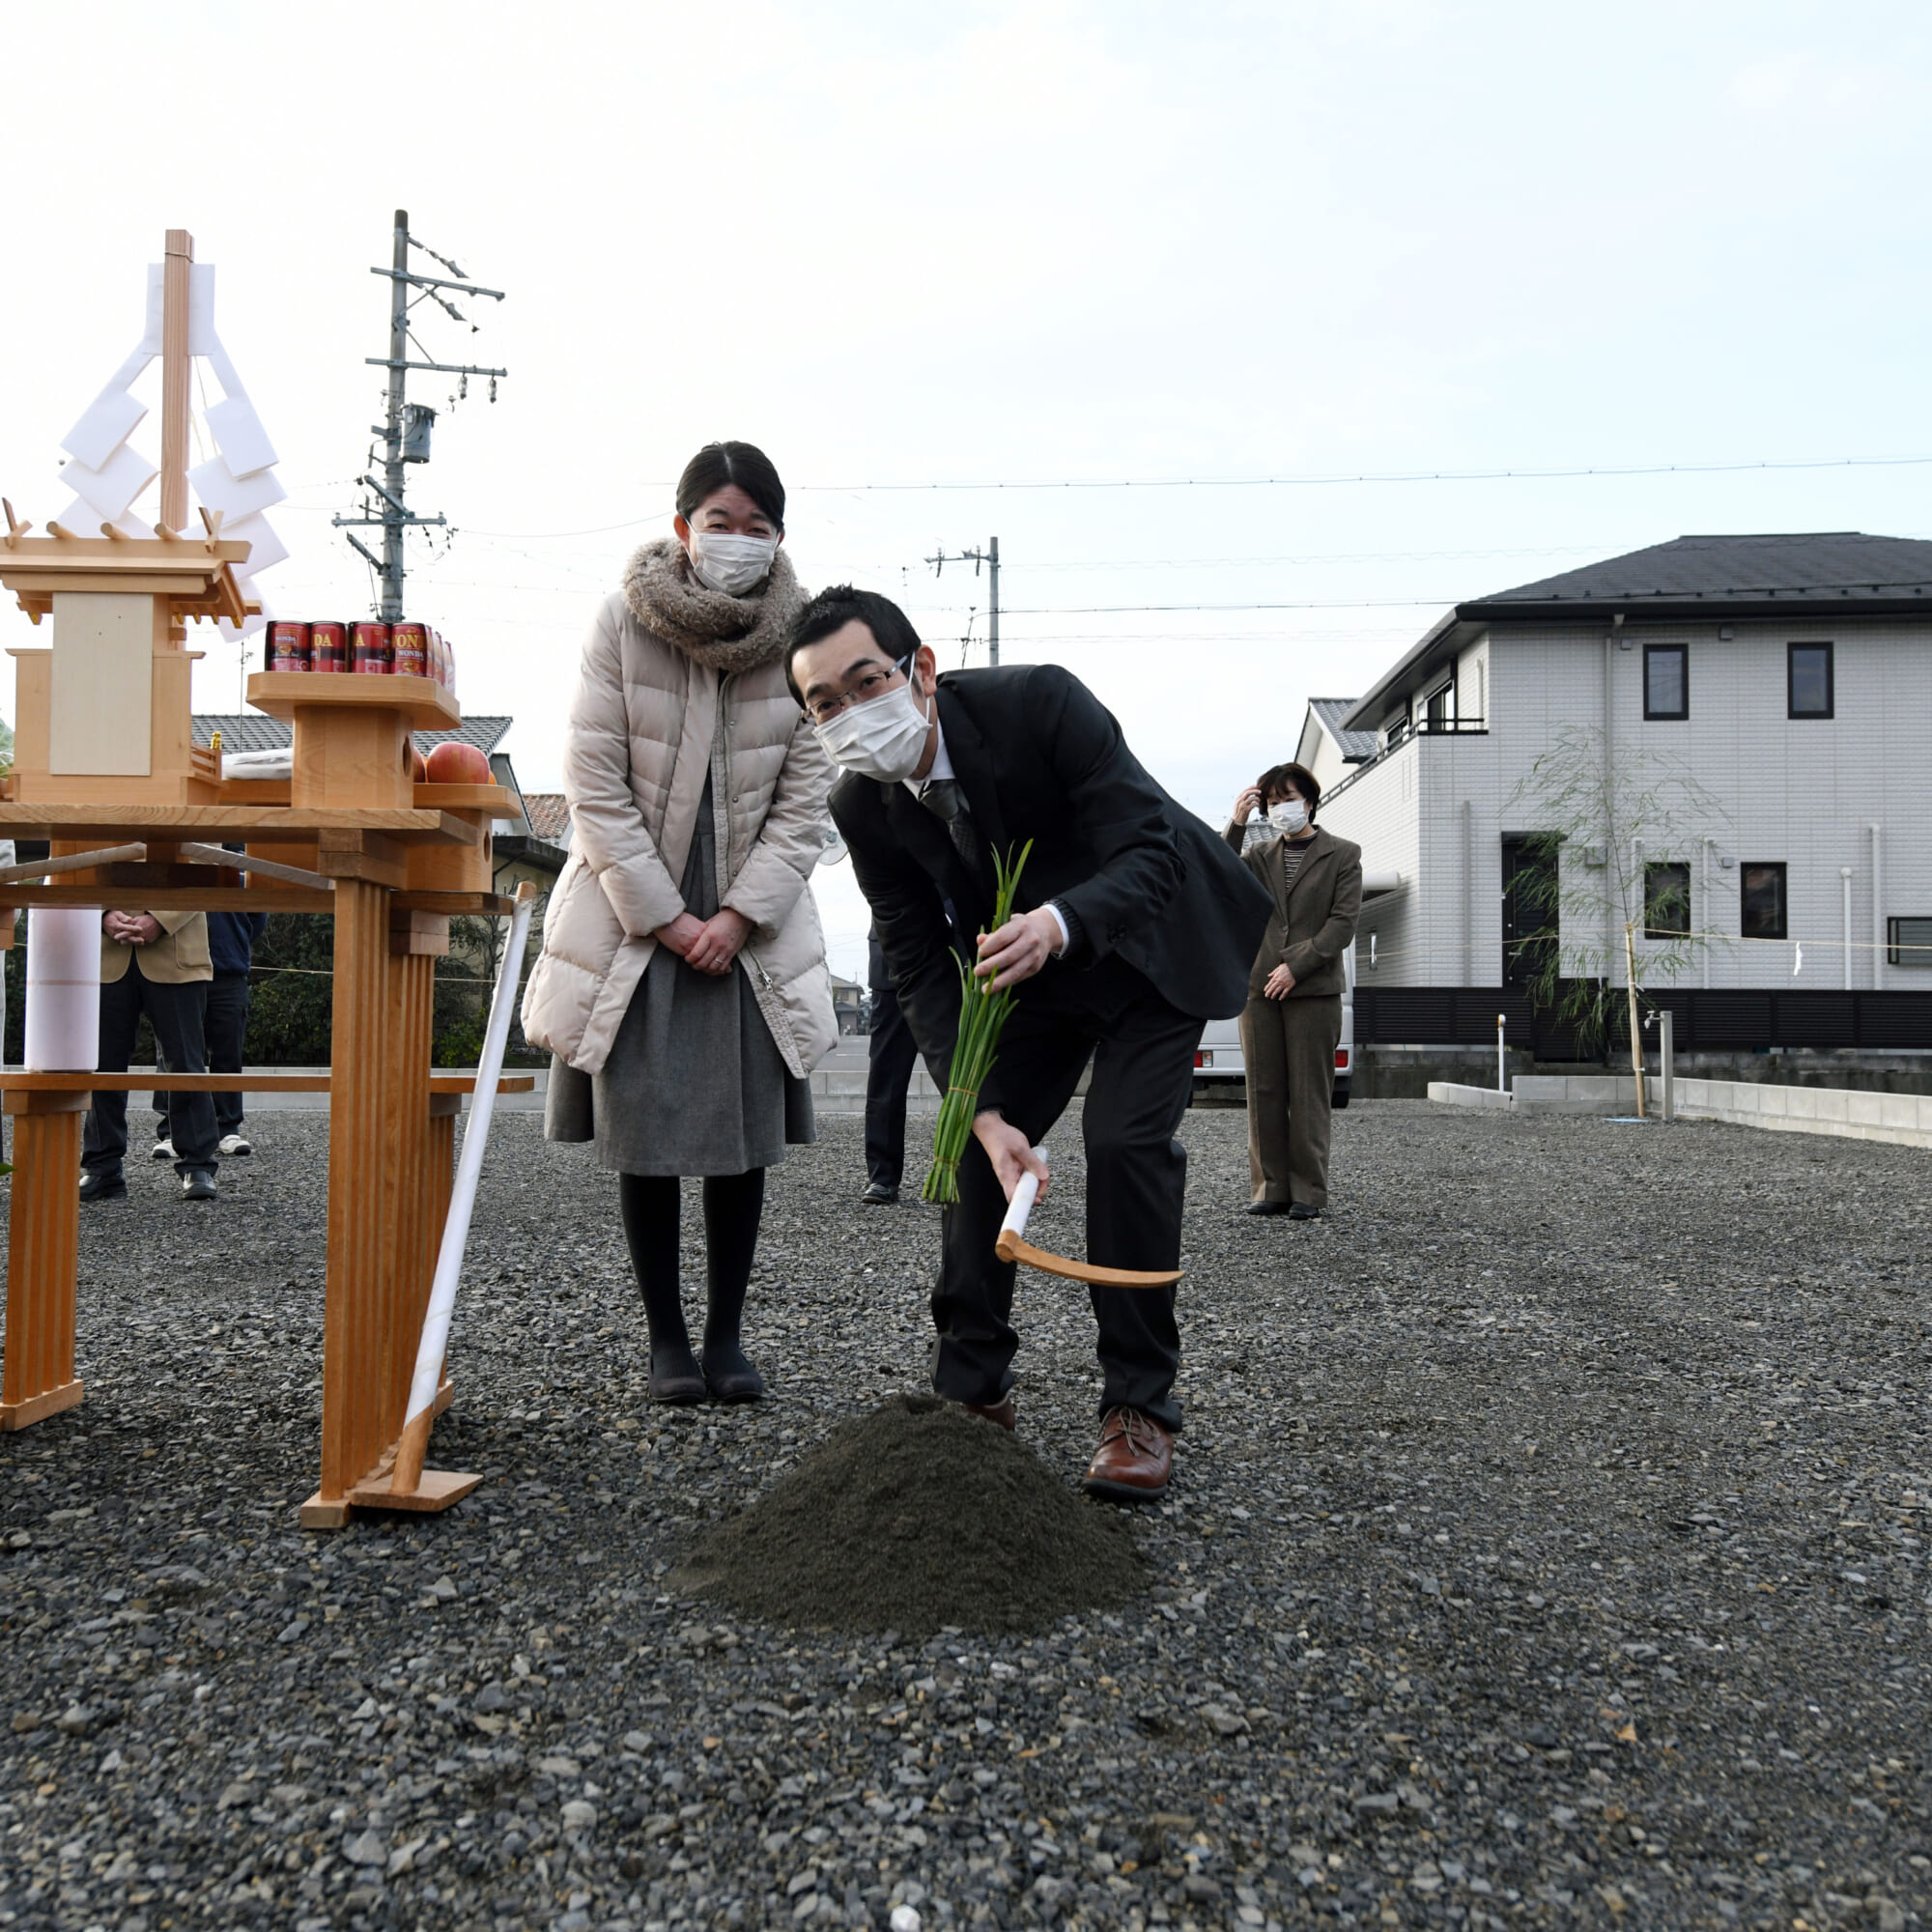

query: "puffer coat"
xmin=521 ymin=539 xmax=838 ymax=1079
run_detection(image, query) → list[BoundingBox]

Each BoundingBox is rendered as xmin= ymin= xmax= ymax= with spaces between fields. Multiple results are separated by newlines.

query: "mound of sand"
xmin=674 ymin=1396 xmax=1144 ymax=1634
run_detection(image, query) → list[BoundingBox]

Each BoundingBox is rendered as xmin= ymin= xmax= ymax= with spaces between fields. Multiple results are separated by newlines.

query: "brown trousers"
xmin=1238 ymin=993 xmax=1342 ymax=1207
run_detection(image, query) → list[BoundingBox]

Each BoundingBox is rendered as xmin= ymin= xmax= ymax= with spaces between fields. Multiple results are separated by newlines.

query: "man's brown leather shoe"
xmin=1084 ymin=1406 xmax=1172 ymax=1502
xmin=964 ymin=1393 xmax=1016 ymax=1432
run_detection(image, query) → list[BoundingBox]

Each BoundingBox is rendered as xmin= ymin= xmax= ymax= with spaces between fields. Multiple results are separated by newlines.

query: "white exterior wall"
xmin=1303 ymin=729 xmax=1352 ymax=797
xmin=1315 ymin=615 xmax=1932 ymax=990
xmin=1316 ymin=736 xmax=1427 ymax=981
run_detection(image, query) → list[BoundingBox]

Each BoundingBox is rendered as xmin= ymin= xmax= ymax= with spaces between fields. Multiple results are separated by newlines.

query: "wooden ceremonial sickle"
xmin=992 ymin=1149 xmax=1184 ymax=1289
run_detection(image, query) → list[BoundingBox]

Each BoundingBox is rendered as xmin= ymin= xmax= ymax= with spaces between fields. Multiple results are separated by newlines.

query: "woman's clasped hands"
xmin=655 ymin=906 xmax=752 ymax=976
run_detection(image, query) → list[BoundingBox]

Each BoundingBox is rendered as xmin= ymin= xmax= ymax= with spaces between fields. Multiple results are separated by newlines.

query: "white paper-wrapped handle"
xmin=997 ymin=1146 xmax=1049 ymax=1244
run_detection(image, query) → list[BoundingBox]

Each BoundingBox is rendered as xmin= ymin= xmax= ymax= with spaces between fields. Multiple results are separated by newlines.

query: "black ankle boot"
xmin=648 ymin=1342 xmax=707 ymax=1405
xmin=699 ymin=1337 xmax=763 ymax=1404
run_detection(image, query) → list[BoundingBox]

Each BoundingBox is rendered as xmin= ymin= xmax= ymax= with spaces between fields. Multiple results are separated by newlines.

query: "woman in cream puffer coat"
xmin=522 ymin=440 xmax=836 ymax=1405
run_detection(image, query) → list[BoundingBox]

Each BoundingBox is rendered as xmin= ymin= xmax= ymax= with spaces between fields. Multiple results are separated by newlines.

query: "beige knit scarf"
xmin=621 ymin=535 xmax=805 ymax=675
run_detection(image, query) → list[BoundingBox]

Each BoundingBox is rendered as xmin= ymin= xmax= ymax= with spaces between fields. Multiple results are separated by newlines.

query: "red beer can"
xmin=352 ymin=621 xmax=393 ymax=673
xmin=267 ymin=620 xmax=311 ymax=672
xmin=390 ymin=621 xmax=428 ymax=678
xmin=309 ymin=620 xmax=348 ymax=672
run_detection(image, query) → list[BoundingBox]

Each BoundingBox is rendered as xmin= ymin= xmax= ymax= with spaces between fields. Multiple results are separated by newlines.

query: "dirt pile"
xmin=674 ymin=1396 xmax=1144 ymax=1634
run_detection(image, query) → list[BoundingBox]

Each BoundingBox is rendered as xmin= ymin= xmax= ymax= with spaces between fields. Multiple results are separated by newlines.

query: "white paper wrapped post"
xmin=24 ymin=908 xmax=100 ymax=1071
xmin=997 ymin=1147 xmax=1049 ymax=1248
xmin=389 ymin=886 xmax=536 ymax=1495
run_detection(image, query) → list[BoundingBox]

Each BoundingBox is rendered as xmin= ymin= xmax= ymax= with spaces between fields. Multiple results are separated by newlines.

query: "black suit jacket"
xmin=831 ymin=665 xmax=1271 ymax=1095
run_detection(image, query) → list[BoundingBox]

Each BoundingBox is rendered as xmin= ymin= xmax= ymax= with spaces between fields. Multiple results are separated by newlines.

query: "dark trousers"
xmin=153 ymin=973 xmax=250 ymax=1140
xmin=864 ymin=973 xmax=922 ymax=1189
xmin=84 ymin=965 xmax=218 ymax=1177
xmin=932 ymin=961 xmax=1199 ymax=1433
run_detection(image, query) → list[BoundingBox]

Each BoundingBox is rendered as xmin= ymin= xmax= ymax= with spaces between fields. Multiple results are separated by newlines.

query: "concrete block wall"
xmin=1673 ymin=1076 xmax=1932 ymax=1150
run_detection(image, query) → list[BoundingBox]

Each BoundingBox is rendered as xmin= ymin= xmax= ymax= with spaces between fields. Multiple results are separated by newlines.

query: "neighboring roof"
xmin=193 ymin=713 xmax=513 ymax=755
xmin=1343 ymin=531 xmax=1932 ymax=728
xmin=521 ymin=792 xmax=571 ymax=842
xmin=1480 ymin=531 xmax=1932 ymax=608
xmin=1307 ymin=697 xmax=1378 ymax=763
xmin=191 ymin=713 xmax=289 ymax=754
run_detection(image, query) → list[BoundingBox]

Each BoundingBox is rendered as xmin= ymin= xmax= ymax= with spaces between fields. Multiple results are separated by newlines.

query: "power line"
xmin=789 ymin=454 xmax=1932 ymax=492
xmin=337 ymin=451 xmax=1932 ymax=546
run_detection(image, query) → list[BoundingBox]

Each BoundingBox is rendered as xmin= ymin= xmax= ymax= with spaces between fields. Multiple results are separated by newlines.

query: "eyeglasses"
xmin=804 ymin=655 xmax=913 ymax=726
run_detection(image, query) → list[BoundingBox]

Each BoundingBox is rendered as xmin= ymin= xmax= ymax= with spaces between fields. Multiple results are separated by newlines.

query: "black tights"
xmin=618 ymin=1169 xmax=766 ymax=1361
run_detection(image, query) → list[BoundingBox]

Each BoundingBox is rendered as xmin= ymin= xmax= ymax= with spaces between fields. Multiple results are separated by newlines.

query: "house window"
xmin=1644 ymin=861 xmax=1690 ymax=938
xmin=1425 ymin=681 xmax=1454 ymax=730
xmin=1888 ymin=917 xmax=1932 ymax=967
xmin=1644 ymin=644 xmax=1688 ymax=720
xmin=1788 ymin=642 xmax=1833 ymax=718
xmin=1741 ymin=862 xmax=1787 ymax=940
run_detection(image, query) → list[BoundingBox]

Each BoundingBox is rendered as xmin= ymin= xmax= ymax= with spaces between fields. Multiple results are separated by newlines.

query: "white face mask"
xmin=688 ymin=528 xmax=779 ymax=596
xmin=1268 ymin=797 xmax=1309 ymax=835
xmin=813 ymin=674 xmax=931 ymax=782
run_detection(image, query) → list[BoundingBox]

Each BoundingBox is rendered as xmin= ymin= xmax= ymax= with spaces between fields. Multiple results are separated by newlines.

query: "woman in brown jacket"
xmin=1224 ymin=761 xmax=1362 ymax=1219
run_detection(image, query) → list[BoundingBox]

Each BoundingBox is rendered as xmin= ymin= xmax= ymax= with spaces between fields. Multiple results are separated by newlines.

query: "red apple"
xmin=424 ymin=741 xmax=492 ymax=785
xmin=409 ymin=745 xmax=429 ymax=781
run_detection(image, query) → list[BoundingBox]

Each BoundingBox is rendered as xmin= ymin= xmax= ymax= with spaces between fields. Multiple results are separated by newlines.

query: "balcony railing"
xmin=1324 ymin=716 xmax=1488 ymax=806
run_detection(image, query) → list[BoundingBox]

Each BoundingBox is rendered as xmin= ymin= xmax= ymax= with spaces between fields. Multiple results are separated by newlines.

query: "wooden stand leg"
xmin=302 ymin=879 xmax=391 ymax=1530
xmin=1 ymin=1092 xmax=88 ymax=1433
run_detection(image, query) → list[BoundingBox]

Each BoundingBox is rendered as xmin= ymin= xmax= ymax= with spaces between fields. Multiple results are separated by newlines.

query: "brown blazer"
xmin=99 ymin=911 xmax=213 ymax=986
xmin=1220 ymin=821 xmax=1363 ymax=999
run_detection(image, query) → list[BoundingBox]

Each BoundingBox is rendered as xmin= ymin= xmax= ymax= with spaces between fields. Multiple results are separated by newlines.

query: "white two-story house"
xmin=1301 ymin=532 xmax=1932 ymax=1025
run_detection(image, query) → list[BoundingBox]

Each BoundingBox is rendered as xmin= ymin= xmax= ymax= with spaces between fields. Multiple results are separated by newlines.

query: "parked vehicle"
xmin=1193 ymin=940 xmax=1356 ymax=1107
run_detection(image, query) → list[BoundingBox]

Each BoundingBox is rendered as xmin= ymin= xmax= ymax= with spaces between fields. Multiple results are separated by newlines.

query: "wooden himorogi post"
xmin=0 ymin=228 xmax=515 ymax=1525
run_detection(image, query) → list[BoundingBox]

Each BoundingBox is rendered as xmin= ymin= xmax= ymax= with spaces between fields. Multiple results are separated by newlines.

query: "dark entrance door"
xmin=1501 ymin=837 xmax=1557 ymax=989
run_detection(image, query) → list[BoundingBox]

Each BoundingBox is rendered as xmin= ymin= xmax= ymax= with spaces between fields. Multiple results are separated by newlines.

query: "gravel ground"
xmin=1 ymin=1099 xmax=1928 ymax=1932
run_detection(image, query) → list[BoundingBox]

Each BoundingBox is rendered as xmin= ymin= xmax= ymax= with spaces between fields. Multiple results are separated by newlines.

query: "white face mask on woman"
xmin=813 ymin=674 xmax=931 ymax=782
xmin=688 ymin=528 xmax=779 ymax=596
xmin=1268 ymin=797 xmax=1309 ymax=835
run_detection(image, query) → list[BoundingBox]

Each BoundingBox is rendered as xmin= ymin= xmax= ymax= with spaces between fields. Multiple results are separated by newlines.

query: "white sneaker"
xmin=150 ymin=1138 xmax=175 ymax=1161
xmin=218 ymin=1132 xmax=252 ymax=1157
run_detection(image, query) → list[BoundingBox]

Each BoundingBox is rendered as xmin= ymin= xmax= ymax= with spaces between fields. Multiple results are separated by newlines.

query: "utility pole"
xmin=333 ymin=210 xmax=508 ymax=620
xmin=925 ymin=536 xmax=1000 ymax=665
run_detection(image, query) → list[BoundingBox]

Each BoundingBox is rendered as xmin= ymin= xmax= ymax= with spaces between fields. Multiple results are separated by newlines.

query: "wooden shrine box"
xmin=0 ymin=529 xmax=253 ymax=806
xmin=244 ymin=671 xmax=497 ymax=895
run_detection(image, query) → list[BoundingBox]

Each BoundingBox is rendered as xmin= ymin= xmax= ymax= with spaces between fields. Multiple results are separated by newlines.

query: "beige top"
xmin=100 ymin=911 xmax=212 ymax=985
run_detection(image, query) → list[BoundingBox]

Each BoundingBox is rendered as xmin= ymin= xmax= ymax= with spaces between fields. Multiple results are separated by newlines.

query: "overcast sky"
xmin=2 ymin=1 xmax=1927 ymax=979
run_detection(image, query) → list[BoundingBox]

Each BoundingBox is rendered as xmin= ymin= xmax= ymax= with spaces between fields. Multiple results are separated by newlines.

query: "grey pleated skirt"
xmin=544 ymin=774 xmax=813 ymax=1175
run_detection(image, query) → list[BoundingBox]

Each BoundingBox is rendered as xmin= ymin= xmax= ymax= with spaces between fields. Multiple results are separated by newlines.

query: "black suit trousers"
xmin=84 ymin=963 xmax=218 ymax=1177
xmin=153 ymin=972 xmax=251 ymax=1140
xmin=932 ymin=962 xmax=1198 ymax=1432
xmin=864 ymin=974 xmax=922 ymax=1190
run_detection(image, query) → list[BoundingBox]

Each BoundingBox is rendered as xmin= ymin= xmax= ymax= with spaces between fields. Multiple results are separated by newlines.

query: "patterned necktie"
xmin=916 ymin=778 xmax=986 ymax=879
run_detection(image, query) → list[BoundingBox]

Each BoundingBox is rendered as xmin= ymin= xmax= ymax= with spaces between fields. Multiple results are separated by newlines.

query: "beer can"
xmin=267 ymin=620 xmax=311 ymax=672
xmin=310 ymin=620 xmax=348 ymax=672
xmin=351 ymin=621 xmax=393 ymax=673
xmin=390 ymin=621 xmax=428 ymax=678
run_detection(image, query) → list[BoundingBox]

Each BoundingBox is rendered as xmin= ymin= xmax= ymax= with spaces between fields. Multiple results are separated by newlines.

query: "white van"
xmin=1193 ymin=939 xmax=1357 ymax=1108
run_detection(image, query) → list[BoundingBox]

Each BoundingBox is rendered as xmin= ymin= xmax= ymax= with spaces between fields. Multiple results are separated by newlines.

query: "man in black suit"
xmin=788 ymin=587 xmax=1270 ymax=1500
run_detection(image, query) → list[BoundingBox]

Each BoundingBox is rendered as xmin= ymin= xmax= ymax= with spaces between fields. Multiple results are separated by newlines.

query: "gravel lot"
xmin=1 ymin=1099 xmax=1927 ymax=1932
